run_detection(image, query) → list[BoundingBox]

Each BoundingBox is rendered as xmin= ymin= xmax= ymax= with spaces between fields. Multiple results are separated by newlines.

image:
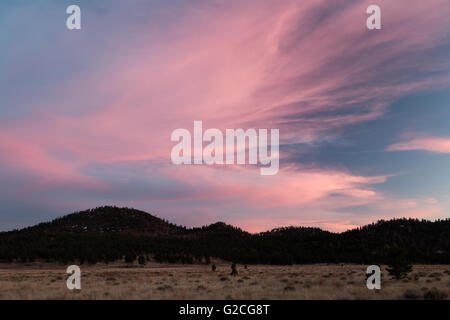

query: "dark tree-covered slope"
xmin=0 ymin=206 xmax=448 ymax=265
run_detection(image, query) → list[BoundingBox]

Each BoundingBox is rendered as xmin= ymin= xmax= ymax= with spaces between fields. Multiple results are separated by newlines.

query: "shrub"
xmin=211 ymin=264 xmax=216 ymax=272
xmin=423 ymin=288 xmax=448 ymax=300
xmin=284 ymin=286 xmax=295 ymax=291
xmin=428 ymin=272 xmax=442 ymax=278
xmin=403 ymin=289 xmax=421 ymax=300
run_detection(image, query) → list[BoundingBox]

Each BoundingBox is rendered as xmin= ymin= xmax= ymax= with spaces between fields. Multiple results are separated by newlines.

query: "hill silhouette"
xmin=18 ymin=207 xmax=183 ymax=236
xmin=0 ymin=206 xmax=448 ymax=265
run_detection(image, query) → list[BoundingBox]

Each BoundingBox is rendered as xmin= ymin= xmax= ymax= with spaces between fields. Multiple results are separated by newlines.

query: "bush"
xmin=211 ymin=264 xmax=216 ymax=272
xmin=423 ymin=288 xmax=448 ymax=300
xmin=284 ymin=286 xmax=295 ymax=291
xmin=403 ymin=289 xmax=421 ymax=300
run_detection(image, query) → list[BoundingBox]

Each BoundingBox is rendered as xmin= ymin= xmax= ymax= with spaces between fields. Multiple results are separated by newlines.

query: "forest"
xmin=0 ymin=206 xmax=448 ymax=265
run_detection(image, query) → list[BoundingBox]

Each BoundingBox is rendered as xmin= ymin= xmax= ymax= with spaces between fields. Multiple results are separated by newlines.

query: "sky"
xmin=1 ymin=0 xmax=450 ymax=233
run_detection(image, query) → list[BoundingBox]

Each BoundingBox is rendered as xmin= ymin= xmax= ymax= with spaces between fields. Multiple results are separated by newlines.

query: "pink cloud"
xmin=119 ymin=162 xmax=444 ymax=233
xmin=387 ymin=135 xmax=450 ymax=153
xmin=4 ymin=0 xmax=450 ymax=164
xmin=0 ymin=132 xmax=106 ymax=193
xmin=227 ymin=196 xmax=444 ymax=233
xmin=2 ymin=0 xmax=450 ymax=231
xmin=162 ymin=164 xmax=387 ymax=207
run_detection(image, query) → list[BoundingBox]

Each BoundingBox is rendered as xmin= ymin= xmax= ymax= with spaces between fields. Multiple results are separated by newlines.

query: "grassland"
xmin=0 ymin=263 xmax=448 ymax=300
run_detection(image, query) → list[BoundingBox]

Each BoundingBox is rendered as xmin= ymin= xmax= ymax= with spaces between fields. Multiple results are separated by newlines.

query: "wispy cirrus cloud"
xmin=387 ymin=135 xmax=450 ymax=153
xmin=1 ymin=0 xmax=450 ymax=231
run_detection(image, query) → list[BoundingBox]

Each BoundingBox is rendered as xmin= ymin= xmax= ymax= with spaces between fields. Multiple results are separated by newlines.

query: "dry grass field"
xmin=0 ymin=263 xmax=449 ymax=300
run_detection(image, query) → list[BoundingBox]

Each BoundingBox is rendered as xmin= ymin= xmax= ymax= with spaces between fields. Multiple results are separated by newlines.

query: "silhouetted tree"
xmin=125 ymin=253 xmax=136 ymax=263
xmin=386 ymin=244 xmax=412 ymax=280
xmin=230 ymin=263 xmax=238 ymax=276
xmin=138 ymin=255 xmax=146 ymax=265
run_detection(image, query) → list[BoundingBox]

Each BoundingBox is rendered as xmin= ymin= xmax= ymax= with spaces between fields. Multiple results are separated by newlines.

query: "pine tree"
xmin=386 ymin=244 xmax=412 ymax=280
xmin=138 ymin=255 xmax=146 ymax=265
xmin=125 ymin=253 xmax=136 ymax=263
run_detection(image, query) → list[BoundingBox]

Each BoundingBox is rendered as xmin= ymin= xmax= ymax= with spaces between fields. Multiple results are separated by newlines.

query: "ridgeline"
xmin=0 ymin=206 xmax=448 ymax=265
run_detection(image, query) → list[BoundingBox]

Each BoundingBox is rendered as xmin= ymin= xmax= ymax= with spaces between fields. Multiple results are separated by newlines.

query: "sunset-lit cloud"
xmin=1 ymin=0 xmax=450 ymax=232
xmin=387 ymin=135 xmax=450 ymax=153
